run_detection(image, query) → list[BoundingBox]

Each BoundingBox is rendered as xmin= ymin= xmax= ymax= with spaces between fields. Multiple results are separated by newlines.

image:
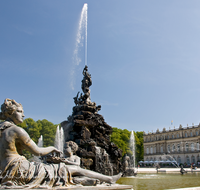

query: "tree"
xmin=37 ymin=119 xmax=57 ymax=147
xmin=111 ymin=128 xmax=132 ymax=157
xmin=19 ymin=118 xmax=42 ymax=143
xmin=18 ymin=118 xmax=57 ymax=158
xmin=18 ymin=118 xmax=42 ymax=158
xmin=135 ymin=131 xmax=144 ymax=162
xmin=111 ymin=128 xmax=144 ymax=162
xmin=18 ymin=118 xmax=57 ymax=147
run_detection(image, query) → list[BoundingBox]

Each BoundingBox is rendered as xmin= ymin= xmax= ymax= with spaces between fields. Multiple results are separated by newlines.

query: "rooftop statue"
xmin=0 ymin=98 xmax=121 ymax=188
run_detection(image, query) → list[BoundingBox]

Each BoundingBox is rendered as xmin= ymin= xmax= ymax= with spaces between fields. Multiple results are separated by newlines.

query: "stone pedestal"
xmin=61 ymin=66 xmax=122 ymax=175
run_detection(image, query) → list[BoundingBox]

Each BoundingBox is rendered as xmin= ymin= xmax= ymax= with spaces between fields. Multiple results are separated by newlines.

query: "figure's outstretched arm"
xmin=61 ymin=159 xmax=79 ymax=166
xmin=16 ymin=126 xmax=60 ymax=156
xmin=61 ymin=156 xmax=80 ymax=166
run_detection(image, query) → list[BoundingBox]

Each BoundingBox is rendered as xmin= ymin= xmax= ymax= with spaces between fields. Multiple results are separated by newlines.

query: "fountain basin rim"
xmin=137 ymin=167 xmax=200 ymax=173
xmin=0 ymin=184 xmax=133 ymax=190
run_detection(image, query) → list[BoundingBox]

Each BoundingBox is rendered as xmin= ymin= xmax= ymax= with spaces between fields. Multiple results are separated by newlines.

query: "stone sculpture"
xmin=180 ymin=165 xmax=187 ymax=174
xmin=122 ymin=155 xmax=137 ymax=177
xmin=61 ymin=66 xmax=122 ymax=175
xmin=123 ymin=155 xmax=130 ymax=171
xmin=0 ymin=98 xmax=122 ymax=188
xmin=44 ymin=141 xmax=100 ymax=186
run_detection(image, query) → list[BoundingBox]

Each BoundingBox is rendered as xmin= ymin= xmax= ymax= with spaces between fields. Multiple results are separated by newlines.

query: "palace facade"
xmin=143 ymin=124 xmax=200 ymax=165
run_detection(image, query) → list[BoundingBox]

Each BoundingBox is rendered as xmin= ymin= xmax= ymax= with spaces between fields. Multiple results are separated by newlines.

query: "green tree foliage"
xmin=37 ymin=119 xmax=57 ymax=147
xmin=111 ymin=128 xmax=144 ymax=162
xmin=111 ymin=128 xmax=132 ymax=157
xmin=19 ymin=118 xmax=42 ymax=143
xmin=135 ymin=131 xmax=144 ymax=162
xmin=18 ymin=118 xmax=57 ymax=159
xmin=18 ymin=118 xmax=57 ymax=147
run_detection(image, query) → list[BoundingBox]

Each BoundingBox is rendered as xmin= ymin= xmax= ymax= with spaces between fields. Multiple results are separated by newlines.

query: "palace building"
xmin=143 ymin=124 xmax=200 ymax=165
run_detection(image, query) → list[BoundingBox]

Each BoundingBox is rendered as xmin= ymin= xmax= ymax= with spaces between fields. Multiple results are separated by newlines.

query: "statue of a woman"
xmin=0 ymin=98 xmax=121 ymax=188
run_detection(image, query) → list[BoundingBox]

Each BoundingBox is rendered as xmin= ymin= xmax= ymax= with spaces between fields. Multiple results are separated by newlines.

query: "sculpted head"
xmin=64 ymin=141 xmax=78 ymax=156
xmin=0 ymin=98 xmax=24 ymax=124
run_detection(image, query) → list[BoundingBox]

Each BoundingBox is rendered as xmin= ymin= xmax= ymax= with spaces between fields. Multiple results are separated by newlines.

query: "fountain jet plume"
xmin=73 ymin=3 xmax=88 ymax=66
xmin=85 ymin=3 xmax=88 ymax=66
xmin=38 ymin=135 xmax=43 ymax=147
xmin=54 ymin=125 xmax=65 ymax=153
xmin=71 ymin=3 xmax=88 ymax=90
xmin=130 ymin=131 xmax=135 ymax=170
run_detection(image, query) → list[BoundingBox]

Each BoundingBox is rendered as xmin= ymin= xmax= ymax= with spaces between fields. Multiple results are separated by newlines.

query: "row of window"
xmin=146 ymin=142 xmax=199 ymax=154
xmin=145 ymin=131 xmax=199 ymax=142
xmin=146 ymin=155 xmax=198 ymax=165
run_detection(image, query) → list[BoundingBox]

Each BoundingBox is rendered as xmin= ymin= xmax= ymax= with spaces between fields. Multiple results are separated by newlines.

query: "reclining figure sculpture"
xmin=0 ymin=98 xmax=121 ymax=188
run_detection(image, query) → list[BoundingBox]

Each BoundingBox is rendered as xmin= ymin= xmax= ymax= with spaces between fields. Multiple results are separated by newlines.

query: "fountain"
xmin=61 ymin=65 xmax=122 ymax=175
xmin=37 ymin=135 xmax=43 ymax=147
xmin=54 ymin=125 xmax=64 ymax=152
xmin=142 ymin=153 xmax=180 ymax=169
xmin=95 ymin=146 xmax=113 ymax=176
xmin=160 ymin=154 xmax=180 ymax=168
xmin=130 ymin=131 xmax=136 ymax=169
xmin=122 ymin=131 xmax=137 ymax=176
xmin=62 ymin=3 xmax=122 ymax=176
xmin=31 ymin=135 xmax=44 ymax=162
xmin=0 ymin=3 xmax=135 ymax=189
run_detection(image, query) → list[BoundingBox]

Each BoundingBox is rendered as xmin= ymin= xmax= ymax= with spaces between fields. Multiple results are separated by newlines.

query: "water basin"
xmin=117 ymin=173 xmax=200 ymax=190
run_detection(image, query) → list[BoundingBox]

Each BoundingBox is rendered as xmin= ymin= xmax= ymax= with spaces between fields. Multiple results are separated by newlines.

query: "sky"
xmin=1 ymin=0 xmax=200 ymax=133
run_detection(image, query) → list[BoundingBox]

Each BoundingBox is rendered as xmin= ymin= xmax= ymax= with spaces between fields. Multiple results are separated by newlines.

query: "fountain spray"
xmin=54 ymin=126 xmax=65 ymax=153
xmin=84 ymin=3 xmax=88 ymax=66
xmin=71 ymin=3 xmax=88 ymax=90
xmin=73 ymin=3 xmax=88 ymax=66
xmin=38 ymin=135 xmax=43 ymax=147
xmin=130 ymin=131 xmax=136 ymax=170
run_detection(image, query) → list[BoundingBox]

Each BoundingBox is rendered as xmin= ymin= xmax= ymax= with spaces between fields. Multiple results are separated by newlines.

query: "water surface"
xmin=117 ymin=173 xmax=200 ymax=190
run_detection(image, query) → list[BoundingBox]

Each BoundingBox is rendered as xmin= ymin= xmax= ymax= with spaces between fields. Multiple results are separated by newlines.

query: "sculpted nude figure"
xmin=62 ymin=141 xmax=81 ymax=166
xmin=0 ymin=100 xmax=60 ymax=170
xmin=61 ymin=141 xmax=121 ymax=183
xmin=0 ymin=98 xmax=121 ymax=188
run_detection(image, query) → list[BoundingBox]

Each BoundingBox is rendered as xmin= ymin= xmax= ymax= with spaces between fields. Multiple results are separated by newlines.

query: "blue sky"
xmin=1 ymin=0 xmax=200 ymax=133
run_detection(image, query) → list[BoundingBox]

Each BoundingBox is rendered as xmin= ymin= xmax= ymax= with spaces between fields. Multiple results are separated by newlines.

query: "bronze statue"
xmin=74 ymin=66 xmax=98 ymax=107
xmin=0 ymin=98 xmax=121 ymax=188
